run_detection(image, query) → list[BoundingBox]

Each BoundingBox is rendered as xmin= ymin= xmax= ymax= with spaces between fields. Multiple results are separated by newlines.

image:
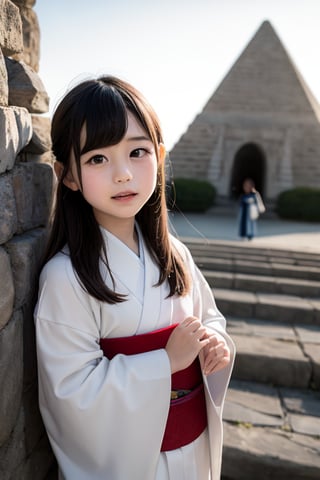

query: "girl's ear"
xmin=54 ymin=161 xmax=64 ymax=181
xmin=158 ymin=143 xmax=166 ymax=165
xmin=54 ymin=161 xmax=79 ymax=191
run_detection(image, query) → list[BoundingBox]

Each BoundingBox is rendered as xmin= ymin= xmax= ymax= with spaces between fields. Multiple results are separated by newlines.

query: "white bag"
xmin=249 ymin=192 xmax=265 ymax=220
xmin=250 ymin=203 xmax=260 ymax=220
xmin=256 ymin=192 xmax=266 ymax=214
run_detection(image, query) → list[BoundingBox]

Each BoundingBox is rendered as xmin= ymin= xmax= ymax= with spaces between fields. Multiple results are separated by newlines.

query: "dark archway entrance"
xmin=230 ymin=143 xmax=266 ymax=198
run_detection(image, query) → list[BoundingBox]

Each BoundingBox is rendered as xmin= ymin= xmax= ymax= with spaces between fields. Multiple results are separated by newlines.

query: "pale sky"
xmin=34 ymin=0 xmax=320 ymax=150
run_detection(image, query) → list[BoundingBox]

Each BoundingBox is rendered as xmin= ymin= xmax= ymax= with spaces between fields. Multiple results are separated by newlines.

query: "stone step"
xmin=203 ymin=270 xmax=320 ymax=297
xmin=185 ymin=238 xmax=320 ymax=477
xmin=194 ymin=250 xmax=320 ymax=270
xmin=185 ymin=239 xmax=320 ymax=268
xmin=195 ymin=256 xmax=320 ymax=281
xmin=191 ymin=246 xmax=320 ymax=266
xmin=222 ymin=380 xmax=320 ymax=480
xmin=214 ymin=288 xmax=320 ymax=326
xmin=226 ymin=317 xmax=320 ymax=388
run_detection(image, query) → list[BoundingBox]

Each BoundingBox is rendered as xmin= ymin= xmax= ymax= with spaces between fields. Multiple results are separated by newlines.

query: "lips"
xmin=112 ymin=191 xmax=137 ymax=200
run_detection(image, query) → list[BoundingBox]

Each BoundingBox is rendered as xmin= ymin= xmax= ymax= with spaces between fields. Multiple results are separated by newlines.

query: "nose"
xmin=113 ymin=163 xmax=133 ymax=183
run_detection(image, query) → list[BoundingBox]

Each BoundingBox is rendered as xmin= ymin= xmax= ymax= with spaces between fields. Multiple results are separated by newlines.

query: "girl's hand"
xmin=199 ymin=331 xmax=231 ymax=376
xmin=165 ymin=317 xmax=210 ymax=374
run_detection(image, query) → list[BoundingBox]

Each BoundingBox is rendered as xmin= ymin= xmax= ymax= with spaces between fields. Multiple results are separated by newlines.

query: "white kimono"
xmin=35 ymin=226 xmax=235 ymax=480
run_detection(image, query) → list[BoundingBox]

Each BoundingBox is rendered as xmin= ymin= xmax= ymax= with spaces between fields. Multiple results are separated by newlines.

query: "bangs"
xmin=54 ymin=76 xmax=162 ymax=188
xmin=80 ymin=83 xmax=128 ymax=155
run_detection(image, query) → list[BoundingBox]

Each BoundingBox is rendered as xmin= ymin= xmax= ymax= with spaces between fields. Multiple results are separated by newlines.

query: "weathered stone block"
xmin=304 ymin=343 xmax=320 ymax=389
xmin=12 ymin=105 xmax=33 ymax=152
xmin=32 ymin=162 xmax=53 ymax=226
xmin=20 ymin=228 xmax=48 ymax=388
xmin=0 ymin=49 xmax=8 ymax=106
xmin=12 ymin=162 xmax=33 ymax=232
xmin=0 ymin=311 xmax=23 ymax=447
xmin=0 ymin=106 xmax=31 ymax=171
xmin=289 ymin=412 xmax=320 ymax=437
xmin=12 ymin=0 xmax=36 ymax=6
xmin=0 ymin=247 xmax=14 ymax=329
xmin=0 ymin=395 xmax=51 ymax=480
xmin=19 ymin=150 xmax=54 ymax=165
xmin=5 ymin=57 xmax=49 ymax=113
xmin=6 ymin=230 xmax=38 ymax=309
xmin=22 ymin=382 xmax=45 ymax=455
xmin=232 ymin=334 xmax=312 ymax=388
xmin=223 ymin=422 xmax=320 ymax=479
xmin=23 ymin=299 xmax=37 ymax=388
xmin=0 ymin=173 xmax=18 ymax=243
xmin=0 ymin=106 xmax=19 ymax=173
xmin=12 ymin=162 xmax=53 ymax=232
xmin=12 ymin=5 xmax=40 ymax=72
xmin=10 ymin=434 xmax=55 ymax=480
xmin=23 ymin=114 xmax=51 ymax=154
xmin=0 ymin=0 xmax=23 ymax=55
xmin=6 ymin=228 xmax=46 ymax=312
xmin=0 ymin=408 xmax=26 ymax=480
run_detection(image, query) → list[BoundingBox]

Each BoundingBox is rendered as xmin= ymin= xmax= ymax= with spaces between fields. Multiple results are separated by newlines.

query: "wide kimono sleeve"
xmin=171 ymin=237 xmax=235 ymax=480
xmin=34 ymin=253 xmax=172 ymax=480
xmin=192 ymin=261 xmax=235 ymax=402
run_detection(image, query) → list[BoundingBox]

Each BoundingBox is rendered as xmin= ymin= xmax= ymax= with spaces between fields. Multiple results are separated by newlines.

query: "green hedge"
xmin=277 ymin=187 xmax=320 ymax=222
xmin=167 ymin=178 xmax=216 ymax=212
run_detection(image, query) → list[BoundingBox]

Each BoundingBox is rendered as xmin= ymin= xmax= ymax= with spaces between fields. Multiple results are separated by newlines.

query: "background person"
xmin=238 ymin=177 xmax=265 ymax=240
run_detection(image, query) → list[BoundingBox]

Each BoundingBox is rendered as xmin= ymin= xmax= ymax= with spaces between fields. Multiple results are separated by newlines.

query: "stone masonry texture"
xmin=0 ymin=1 xmax=55 ymax=478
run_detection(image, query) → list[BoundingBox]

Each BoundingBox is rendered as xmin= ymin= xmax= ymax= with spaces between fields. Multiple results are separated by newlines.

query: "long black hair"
xmin=43 ymin=75 xmax=190 ymax=303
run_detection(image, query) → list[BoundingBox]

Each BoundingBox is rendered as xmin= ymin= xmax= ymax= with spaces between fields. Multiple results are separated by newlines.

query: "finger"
xmin=203 ymin=345 xmax=229 ymax=370
xmin=183 ymin=319 xmax=207 ymax=338
xmin=212 ymin=357 xmax=230 ymax=373
xmin=208 ymin=335 xmax=227 ymax=348
xmin=180 ymin=316 xmax=199 ymax=330
xmin=214 ymin=343 xmax=228 ymax=358
xmin=208 ymin=335 xmax=219 ymax=345
xmin=203 ymin=357 xmax=229 ymax=375
xmin=188 ymin=318 xmax=203 ymax=332
xmin=203 ymin=354 xmax=220 ymax=373
xmin=202 ymin=340 xmax=223 ymax=358
xmin=197 ymin=332 xmax=211 ymax=347
xmin=203 ymin=349 xmax=230 ymax=375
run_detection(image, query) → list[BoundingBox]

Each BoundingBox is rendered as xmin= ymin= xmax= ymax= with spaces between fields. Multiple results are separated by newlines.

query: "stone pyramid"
xmin=170 ymin=20 xmax=320 ymax=200
xmin=204 ymin=20 xmax=320 ymax=121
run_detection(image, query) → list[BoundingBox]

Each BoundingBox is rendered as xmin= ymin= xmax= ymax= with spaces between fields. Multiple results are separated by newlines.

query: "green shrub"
xmin=277 ymin=187 xmax=320 ymax=222
xmin=168 ymin=178 xmax=216 ymax=212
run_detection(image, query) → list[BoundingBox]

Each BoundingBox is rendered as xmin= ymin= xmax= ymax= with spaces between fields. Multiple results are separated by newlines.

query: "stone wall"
xmin=170 ymin=113 xmax=320 ymax=200
xmin=0 ymin=1 xmax=55 ymax=478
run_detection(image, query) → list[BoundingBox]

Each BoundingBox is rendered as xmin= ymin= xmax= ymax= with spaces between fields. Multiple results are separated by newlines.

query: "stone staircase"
xmin=184 ymin=238 xmax=320 ymax=480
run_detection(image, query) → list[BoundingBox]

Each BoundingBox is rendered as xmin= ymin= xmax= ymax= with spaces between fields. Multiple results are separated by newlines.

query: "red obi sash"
xmin=100 ymin=324 xmax=207 ymax=451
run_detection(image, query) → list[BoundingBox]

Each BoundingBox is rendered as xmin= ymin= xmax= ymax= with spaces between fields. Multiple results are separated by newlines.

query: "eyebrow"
xmin=80 ymin=135 xmax=153 ymax=157
xmin=126 ymin=135 xmax=152 ymax=142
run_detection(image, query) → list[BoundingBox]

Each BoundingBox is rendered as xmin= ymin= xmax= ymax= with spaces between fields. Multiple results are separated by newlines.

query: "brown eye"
xmin=88 ymin=155 xmax=108 ymax=165
xmin=131 ymin=148 xmax=148 ymax=158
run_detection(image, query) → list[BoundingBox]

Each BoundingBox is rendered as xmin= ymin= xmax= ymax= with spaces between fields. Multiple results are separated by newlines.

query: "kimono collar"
xmin=100 ymin=223 xmax=163 ymax=332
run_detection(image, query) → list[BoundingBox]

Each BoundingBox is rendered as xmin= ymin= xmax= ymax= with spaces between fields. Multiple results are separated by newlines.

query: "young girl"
xmin=35 ymin=75 xmax=235 ymax=480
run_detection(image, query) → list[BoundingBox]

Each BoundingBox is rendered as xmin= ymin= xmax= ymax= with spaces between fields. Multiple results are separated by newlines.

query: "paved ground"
xmin=169 ymin=210 xmax=320 ymax=254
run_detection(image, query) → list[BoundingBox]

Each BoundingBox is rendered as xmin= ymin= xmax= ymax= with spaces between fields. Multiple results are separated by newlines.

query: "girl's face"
xmin=65 ymin=112 xmax=165 ymax=235
xmin=243 ymin=179 xmax=254 ymax=194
